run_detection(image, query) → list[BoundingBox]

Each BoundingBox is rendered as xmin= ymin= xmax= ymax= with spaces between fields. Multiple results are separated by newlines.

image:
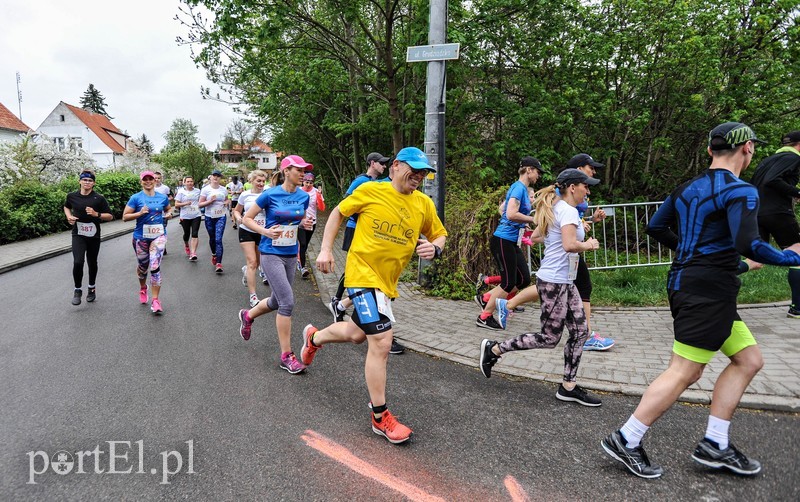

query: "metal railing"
xmin=528 ymin=201 xmax=673 ymax=271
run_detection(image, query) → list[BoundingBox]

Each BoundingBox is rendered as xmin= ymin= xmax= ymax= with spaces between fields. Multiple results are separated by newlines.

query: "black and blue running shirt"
xmin=647 ymin=169 xmax=800 ymax=299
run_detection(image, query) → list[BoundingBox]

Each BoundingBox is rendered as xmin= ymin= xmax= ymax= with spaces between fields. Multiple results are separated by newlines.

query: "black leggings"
xmin=72 ymin=235 xmax=101 ymax=288
xmin=180 ymin=217 xmax=201 ymax=242
xmin=297 ymin=224 xmax=316 ymax=268
xmin=490 ymin=235 xmax=531 ymax=293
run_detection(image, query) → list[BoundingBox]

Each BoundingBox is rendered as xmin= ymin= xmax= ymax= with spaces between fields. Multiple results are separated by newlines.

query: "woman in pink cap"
xmin=237 ymin=155 xmax=314 ymax=374
xmin=297 ymin=172 xmax=325 ymax=278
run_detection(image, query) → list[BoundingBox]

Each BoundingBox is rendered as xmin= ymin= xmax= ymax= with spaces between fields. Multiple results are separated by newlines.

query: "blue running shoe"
xmin=496 ymin=298 xmax=510 ymax=330
xmin=583 ymin=331 xmax=615 ymax=351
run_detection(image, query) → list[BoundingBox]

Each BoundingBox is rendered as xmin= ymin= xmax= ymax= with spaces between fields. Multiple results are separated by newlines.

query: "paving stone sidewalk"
xmin=3 ymin=217 xmax=799 ymax=411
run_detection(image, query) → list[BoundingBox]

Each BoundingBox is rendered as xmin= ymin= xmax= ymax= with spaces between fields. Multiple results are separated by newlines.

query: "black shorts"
xmin=231 ymin=200 xmax=239 ymax=210
xmin=573 ymin=255 xmax=592 ymax=301
xmin=668 ymin=290 xmax=738 ymax=352
xmin=758 ymin=213 xmax=800 ymax=248
xmin=342 ymin=226 xmax=356 ymax=252
xmin=348 ymin=288 xmax=393 ymax=335
xmin=238 ymin=228 xmax=261 ymax=244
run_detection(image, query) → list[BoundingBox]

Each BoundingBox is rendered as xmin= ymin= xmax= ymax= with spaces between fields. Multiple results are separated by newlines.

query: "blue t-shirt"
xmin=126 ymin=191 xmax=170 ymax=239
xmin=345 ymin=174 xmax=374 ymax=229
xmin=255 ymin=186 xmax=310 ymax=255
xmin=493 ymin=181 xmax=531 ymax=242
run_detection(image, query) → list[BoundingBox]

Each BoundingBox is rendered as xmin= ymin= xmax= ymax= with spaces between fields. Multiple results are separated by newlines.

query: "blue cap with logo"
xmin=395 ymin=147 xmax=436 ymax=172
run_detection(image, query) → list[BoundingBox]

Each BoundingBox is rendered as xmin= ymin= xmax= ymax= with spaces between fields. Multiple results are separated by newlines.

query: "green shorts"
xmin=673 ymin=320 xmax=757 ymax=364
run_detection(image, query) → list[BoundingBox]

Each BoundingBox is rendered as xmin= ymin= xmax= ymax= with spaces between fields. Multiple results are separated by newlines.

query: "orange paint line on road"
xmin=504 ymin=475 xmax=530 ymax=502
xmin=301 ymin=430 xmax=446 ymax=502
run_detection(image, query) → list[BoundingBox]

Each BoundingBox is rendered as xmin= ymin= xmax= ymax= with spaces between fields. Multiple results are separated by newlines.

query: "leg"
xmin=190 ymin=218 xmax=201 ymax=255
xmin=71 ymin=235 xmax=87 ymax=289
xmin=205 ymin=216 xmax=217 ymax=256
xmin=633 ymin=354 xmax=705 ymax=425
xmin=214 ymin=215 xmax=226 ymax=263
xmin=365 ymin=331 xmax=393 ymax=406
xmin=148 ymin=235 xmax=167 ymax=299
xmin=85 ymin=237 xmax=101 ymax=286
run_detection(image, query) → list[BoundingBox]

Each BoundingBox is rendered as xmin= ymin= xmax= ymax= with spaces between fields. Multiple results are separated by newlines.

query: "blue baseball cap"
xmin=395 ymin=147 xmax=435 ymax=172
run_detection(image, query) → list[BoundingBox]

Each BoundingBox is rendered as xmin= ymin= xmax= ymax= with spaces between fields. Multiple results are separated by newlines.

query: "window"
xmin=69 ymin=138 xmax=83 ymax=152
xmin=53 ymin=137 xmax=66 ymax=151
xmin=59 ymin=115 xmax=65 ymax=122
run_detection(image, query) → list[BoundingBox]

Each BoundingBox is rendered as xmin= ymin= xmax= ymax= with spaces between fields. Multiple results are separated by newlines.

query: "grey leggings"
xmin=497 ymin=278 xmax=589 ymax=382
xmin=260 ymin=253 xmax=297 ymax=316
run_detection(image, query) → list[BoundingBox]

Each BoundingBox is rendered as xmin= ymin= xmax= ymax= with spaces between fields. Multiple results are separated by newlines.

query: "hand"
xmin=209 ymin=195 xmax=216 ymax=202
xmin=787 ymin=242 xmax=800 ymax=256
xmin=300 ymin=217 xmax=313 ymax=230
xmin=416 ymin=239 xmax=437 ymax=260
xmin=316 ymin=249 xmax=335 ymax=274
xmin=140 ymin=205 xmax=150 ymax=216
xmin=585 ymin=237 xmax=600 ymax=251
xmin=592 ymin=208 xmax=607 ymax=222
xmin=265 ymin=224 xmax=282 ymax=239
xmin=744 ymin=258 xmax=763 ymax=271
xmin=66 ymin=215 xmax=78 ymax=225
xmin=85 ymin=207 xmax=96 ymax=217
xmin=582 ymin=221 xmax=591 ymax=233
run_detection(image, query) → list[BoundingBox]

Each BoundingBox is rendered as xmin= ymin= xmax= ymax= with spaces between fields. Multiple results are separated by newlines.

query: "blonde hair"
xmin=532 ymin=185 xmax=559 ymax=237
xmin=270 ymin=170 xmax=284 ymax=187
xmin=248 ymin=169 xmax=267 ymax=182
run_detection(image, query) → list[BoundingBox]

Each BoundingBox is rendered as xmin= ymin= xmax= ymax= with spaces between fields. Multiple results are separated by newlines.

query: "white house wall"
xmin=36 ymin=103 xmax=114 ymax=169
xmin=0 ymin=129 xmax=24 ymax=143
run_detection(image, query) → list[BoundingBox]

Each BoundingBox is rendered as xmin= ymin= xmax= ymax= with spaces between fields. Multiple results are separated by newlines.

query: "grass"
xmin=591 ymin=264 xmax=792 ymax=307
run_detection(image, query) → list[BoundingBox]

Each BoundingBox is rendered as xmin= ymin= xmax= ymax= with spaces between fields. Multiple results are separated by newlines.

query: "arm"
xmin=233 ymin=199 xmax=245 ymax=225
xmin=64 ymin=206 xmax=77 ymax=225
xmin=505 ymin=197 xmax=535 ymax=225
xmin=763 ymin=177 xmax=800 ymax=199
xmin=646 ymin=195 xmax=679 ymax=250
xmin=315 ymin=207 xmax=345 ymax=273
xmin=728 ymin=192 xmax=800 ymax=266
xmin=561 ymin=224 xmax=599 ymax=253
xmin=122 ymin=204 xmax=147 ymax=222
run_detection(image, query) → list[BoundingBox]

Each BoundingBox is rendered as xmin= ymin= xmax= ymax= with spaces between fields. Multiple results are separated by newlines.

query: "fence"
xmin=528 ymin=201 xmax=673 ymax=271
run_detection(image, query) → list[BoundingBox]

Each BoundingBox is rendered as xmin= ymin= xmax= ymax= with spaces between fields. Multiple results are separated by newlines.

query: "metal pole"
xmin=419 ymin=0 xmax=447 ymax=286
xmin=16 ymin=71 xmax=23 ymax=120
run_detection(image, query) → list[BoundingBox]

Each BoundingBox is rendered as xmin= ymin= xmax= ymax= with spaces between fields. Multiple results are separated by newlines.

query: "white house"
xmin=218 ymin=139 xmax=279 ymax=172
xmin=36 ymin=101 xmax=129 ymax=169
xmin=0 ymin=101 xmax=32 ymax=143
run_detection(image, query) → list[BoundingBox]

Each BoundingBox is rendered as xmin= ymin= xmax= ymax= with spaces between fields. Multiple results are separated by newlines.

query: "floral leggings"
xmin=132 ymin=235 xmax=167 ymax=286
xmin=205 ymin=215 xmax=226 ymax=263
xmin=497 ymin=278 xmax=589 ymax=382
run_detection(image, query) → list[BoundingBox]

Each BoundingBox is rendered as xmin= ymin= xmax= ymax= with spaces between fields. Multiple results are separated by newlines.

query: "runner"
xmin=233 ymin=169 xmax=268 ymax=308
xmin=226 ymin=175 xmax=244 ymax=228
xmin=297 ymin=172 xmax=325 ymax=279
xmin=475 ymin=156 xmax=541 ymax=330
xmin=63 ymin=169 xmax=114 ymax=305
xmin=199 ymin=169 xmax=230 ymax=273
xmin=173 ymin=176 xmax=202 ymax=260
xmin=601 ymin=122 xmax=800 ymax=479
xmin=122 ymin=170 xmax=172 ymax=314
xmin=479 ymin=168 xmax=601 ymax=408
xmin=153 ymin=172 xmax=172 ymax=256
xmin=300 ymin=147 xmax=447 ymax=444
xmin=237 ymin=155 xmax=312 ymax=374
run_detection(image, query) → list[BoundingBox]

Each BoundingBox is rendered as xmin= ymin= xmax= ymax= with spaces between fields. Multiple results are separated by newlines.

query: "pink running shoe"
xmin=211 ymin=255 xmax=217 ymax=266
xmin=189 ymin=254 xmax=198 ymax=261
xmin=151 ymin=298 xmax=163 ymax=314
xmin=139 ymin=287 xmax=148 ymax=304
xmin=184 ymin=244 xmax=191 ymax=256
xmin=279 ymin=352 xmax=306 ymax=374
xmin=238 ymin=309 xmax=252 ymax=341
xmin=215 ymin=263 xmax=224 ymax=274
xmin=301 ymin=324 xmax=320 ymax=365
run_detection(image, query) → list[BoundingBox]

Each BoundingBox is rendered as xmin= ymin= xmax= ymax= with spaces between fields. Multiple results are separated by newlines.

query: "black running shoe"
xmin=474 ymin=294 xmax=488 ymax=310
xmin=512 ymin=306 xmax=525 ymax=313
xmin=555 ymin=384 xmax=602 ymax=406
xmin=72 ymin=289 xmax=82 ymax=306
xmin=475 ymin=273 xmax=488 ymax=295
xmin=787 ymin=307 xmax=800 ymax=319
xmin=475 ymin=315 xmax=502 ymax=330
xmin=691 ymin=438 xmax=762 ymax=475
xmin=328 ymin=297 xmax=346 ymax=323
xmin=389 ymin=340 xmax=406 ymax=355
xmin=479 ymin=339 xmax=500 ymax=378
xmin=86 ymin=287 xmax=96 ymax=303
xmin=601 ymin=430 xmax=664 ymax=479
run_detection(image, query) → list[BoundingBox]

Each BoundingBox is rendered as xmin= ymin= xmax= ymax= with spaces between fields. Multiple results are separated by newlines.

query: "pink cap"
xmin=280 ymin=155 xmax=313 ymax=171
xmin=140 ymin=170 xmax=156 ymax=180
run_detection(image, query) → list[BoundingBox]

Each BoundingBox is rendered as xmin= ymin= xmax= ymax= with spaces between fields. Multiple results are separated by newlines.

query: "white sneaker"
xmin=241 ymin=265 xmax=248 ymax=286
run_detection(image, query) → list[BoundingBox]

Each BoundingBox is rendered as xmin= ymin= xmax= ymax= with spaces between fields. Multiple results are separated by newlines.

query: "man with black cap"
xmin=750 ymin=130 xmax=800 ymax=318
xmin=602 ymin=122 xmax=800 ymax=479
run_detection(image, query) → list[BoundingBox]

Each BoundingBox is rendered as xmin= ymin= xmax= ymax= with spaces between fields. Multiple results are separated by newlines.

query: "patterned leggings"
xmin=132 ymin=235 xmax=167 ymax=286
xmin=205 ymin=215 xmax=226 ymax=263
xmin=497 ymin=278 xmax=589 ymax=382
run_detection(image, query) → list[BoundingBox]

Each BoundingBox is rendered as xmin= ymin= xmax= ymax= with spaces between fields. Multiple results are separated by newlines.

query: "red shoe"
xmin=301 ymin=324 xmax=320 ymax=365
xmin=184 ymin=244 xmax=191 ymax=256
xmin=371 ymin=410 xmax=412 ymax=444
xmin=215 ymin=263 xmax=223 ymax=274
xmin=211 ymin=255 xmax=217 ymax=266
xmin=238 ymin=309 xmax=252 ymax=341
xmin=139 ymin=287 xmax=148 ymax=304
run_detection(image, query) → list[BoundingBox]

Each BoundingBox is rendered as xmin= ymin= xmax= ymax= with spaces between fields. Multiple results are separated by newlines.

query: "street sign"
xmin=406 ymin=43 xmax=460 ymax=62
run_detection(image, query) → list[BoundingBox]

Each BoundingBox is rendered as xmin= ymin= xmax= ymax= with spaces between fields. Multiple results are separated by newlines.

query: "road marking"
xmin=504 ymin=475 xmax=530 ymax=502
xmin=301 ymin=430 xmax=446 ymax=502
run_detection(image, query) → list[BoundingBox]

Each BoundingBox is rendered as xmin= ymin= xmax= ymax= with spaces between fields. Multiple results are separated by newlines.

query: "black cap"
xmin=781 ymin=131 xmax=800 ymax=145
xmin=520 ymin=156 xmax=543 ymax=172
xmin=566 ymin=153 xmax=604 ymax=170
xmin=366 ymin=152 xmax=390 ymax=164
xmin=708 ymin=122 xmax=766 ymax=151
xmin=211 ymin=169 xmax=222 ymax=176
xmin=556 ymin=168 xmax=600 ymax=187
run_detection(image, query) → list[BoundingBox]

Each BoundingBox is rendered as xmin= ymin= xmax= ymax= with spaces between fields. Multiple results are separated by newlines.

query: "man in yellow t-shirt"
xmin=302 ymin=147 xmax=447 ymax=444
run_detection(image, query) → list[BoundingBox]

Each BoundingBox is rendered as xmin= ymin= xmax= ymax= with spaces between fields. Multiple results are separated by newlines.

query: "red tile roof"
xmin=219 ymin=139 xmax=274 ymax=155
xmin=63 ymin=102 xmax=127 ymax=154
xmin=0 ymin=101 xmax=32 ymax=133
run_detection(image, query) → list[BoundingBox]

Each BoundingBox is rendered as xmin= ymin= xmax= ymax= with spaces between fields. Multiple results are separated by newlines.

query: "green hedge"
xmin=0 ymin=172 xmax=139 ymax=244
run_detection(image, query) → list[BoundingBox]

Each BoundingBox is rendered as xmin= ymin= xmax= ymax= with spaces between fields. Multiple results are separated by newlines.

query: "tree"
xmin=79 ymin=84 xmax=113 ymax=118
xmin=162 ymin=118 xmax=201 ymax=154
xmin=134 ymin=134 xmax=154 ymax=156
xmin=156 ymin=144 xmax=215 ymax=185
xmin=0 ymin=133 xmax=95 ymax=189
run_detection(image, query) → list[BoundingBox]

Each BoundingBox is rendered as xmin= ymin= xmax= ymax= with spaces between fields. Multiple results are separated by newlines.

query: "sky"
xmin=0 ymin=0 xmax=244 ymax=152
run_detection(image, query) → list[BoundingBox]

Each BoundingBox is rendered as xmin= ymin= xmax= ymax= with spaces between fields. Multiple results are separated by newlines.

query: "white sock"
xmin=620 ymin=415 xmax=649 ymax=448
xmin=336 ymin=301 xmax=347 ymax=312
xmin=705 ymin=415 xmax=730 ymax=450
xmin=88 ymin=284 xmax=95 ymax=289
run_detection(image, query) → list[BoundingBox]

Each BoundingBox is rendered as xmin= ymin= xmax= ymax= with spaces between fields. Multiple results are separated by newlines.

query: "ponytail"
xmin=532 ymin=185 xmax=558 ymax=236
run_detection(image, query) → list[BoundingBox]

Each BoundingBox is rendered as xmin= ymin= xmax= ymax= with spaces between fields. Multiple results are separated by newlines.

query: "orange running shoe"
xmin=301 ymin=324 xmax=320 ymax=365
xmin=371 ymin=410 xmax=413 ymax=444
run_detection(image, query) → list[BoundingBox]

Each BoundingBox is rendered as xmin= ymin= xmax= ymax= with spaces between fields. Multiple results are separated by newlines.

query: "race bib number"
xmin=517 ymin=228 xmax=525 ymax=247
xmin=253 ymin=212 xmax=266 ymax=228
xmin=143 ymin=224 xmax=165 ymax=238
xmin=77 ymin=222 xmax=97 ymax=237
xmin=184 ymin=203 xmax=200 ymax=217
xmin=208 ymin=206 xmax=226 ymax=218
xmin=567 ymin=253 xmax=579 ymax=281
xmin=375 ymin=291 xmax=396 ymax=323
xmin=272 ymin=224 xmax=298 ymax=246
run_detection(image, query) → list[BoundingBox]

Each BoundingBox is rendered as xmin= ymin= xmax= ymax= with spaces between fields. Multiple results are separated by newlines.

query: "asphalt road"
xmin=1 ymin=224 xmax=798 ymax=501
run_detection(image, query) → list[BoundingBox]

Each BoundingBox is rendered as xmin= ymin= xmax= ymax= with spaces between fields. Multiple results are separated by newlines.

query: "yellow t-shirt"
xmin=338 ymin=182 xmax=448 ymax=298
